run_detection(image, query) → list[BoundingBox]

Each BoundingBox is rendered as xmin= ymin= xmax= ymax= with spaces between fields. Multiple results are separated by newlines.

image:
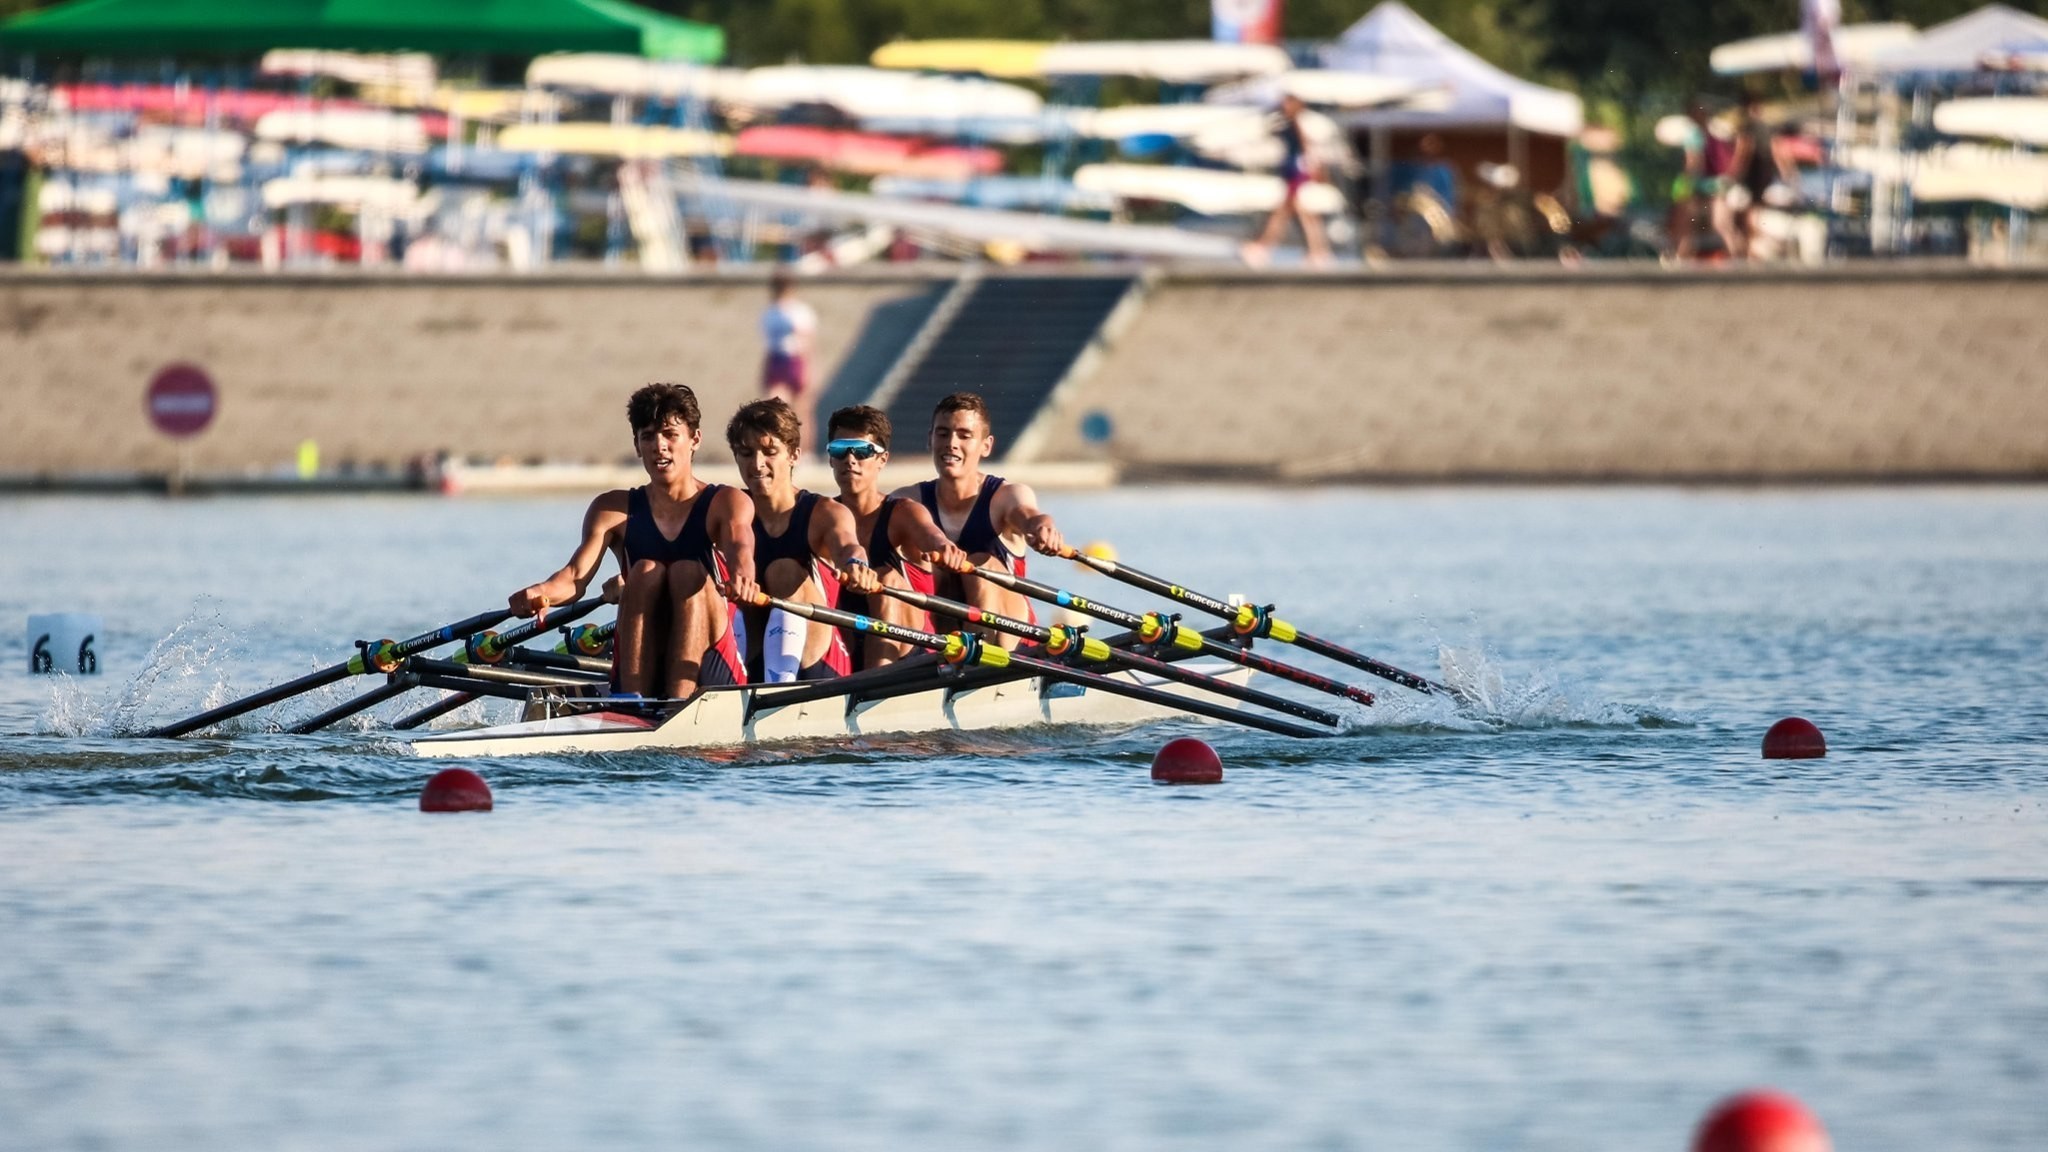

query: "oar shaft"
xmin=879 ymin=583 xmax=1341 ymax=727
xmin=391 ymin=690 xmax=479 ymax=731
xmin=143 ymin=604 xmax=522 ymax=739
xmin=145 ymin=662 xmax=355 ymax=738
xmin=1000 ymin=648 xmax=1327 ymax=739
xmin=288 ymin=675 xmax=419 ymax=735
xmin=751 ymin=592 xmax=1321 ymax=738
xmin=962 ymin=563 xmax=1376 ymax=707
xmin=1070 ymin=552 xmax=1448 ymax=696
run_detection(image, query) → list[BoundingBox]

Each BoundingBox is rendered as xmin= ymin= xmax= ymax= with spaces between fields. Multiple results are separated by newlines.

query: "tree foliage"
xmin=4 ymin=0 xmax=2047 ymax=106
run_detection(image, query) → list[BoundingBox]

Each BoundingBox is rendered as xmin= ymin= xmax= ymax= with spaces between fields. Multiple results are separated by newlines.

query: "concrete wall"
xmin=4 ymin=265 xmax=2046 ymax=481
xmin=0 ymin=269 xmax=935 ymax=476
xmin=1042 ymin=266 xmax=2048 ymax=480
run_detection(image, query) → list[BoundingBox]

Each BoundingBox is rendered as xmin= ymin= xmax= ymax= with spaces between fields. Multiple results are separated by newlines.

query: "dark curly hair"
xmin=626 ymin=383 xmax=701 ymax=436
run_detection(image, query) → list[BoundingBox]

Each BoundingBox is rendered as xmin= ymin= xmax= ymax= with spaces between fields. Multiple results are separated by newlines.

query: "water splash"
xmin=1360 ymin=622 xmax=1690 ymax=734
xmin=37 ymin=603 xmax=243 ymax=737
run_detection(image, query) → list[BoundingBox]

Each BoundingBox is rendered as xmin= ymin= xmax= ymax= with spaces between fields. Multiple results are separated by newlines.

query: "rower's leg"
xmin=762 ymin=557 xmax=837 ymax=668
xmin=864 ymin=568 xmax=921 ymax=667
xmin=662 ymin=559 xmax=731 ymax=697
xmin=957 ymin=554 xmax=1033 ymax=650
xmin=614 ymin=559 xmax=670 ymax=697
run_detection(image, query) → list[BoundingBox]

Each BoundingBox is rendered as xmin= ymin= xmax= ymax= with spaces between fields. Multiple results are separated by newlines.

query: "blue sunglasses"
xmin=825 ymin=439 xmax=885 ymax=461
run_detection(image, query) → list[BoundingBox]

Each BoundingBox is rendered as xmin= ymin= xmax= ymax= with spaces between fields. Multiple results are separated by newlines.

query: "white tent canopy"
xmin=1710 ymin=23 xmax=1919 ymax=76
xmin=1320 ymin=1 xmax=1582 ymax=136
xmin=1871 ymin=4 xmax=2048 ymax=74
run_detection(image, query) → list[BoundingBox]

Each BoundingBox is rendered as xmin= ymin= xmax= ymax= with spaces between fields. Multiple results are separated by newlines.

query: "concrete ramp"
xmin=868 ymin=275 xmax=1139 ymax=461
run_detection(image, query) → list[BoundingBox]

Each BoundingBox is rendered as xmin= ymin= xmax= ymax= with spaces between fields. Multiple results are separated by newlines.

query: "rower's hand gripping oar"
xmin=141 ymin=602 xmax=572 ymax=739
xmin=737 ymin=591 xmax=1328 ymax=740
xmin=872 ymin=582 xmax=1343 ymax=728
xmin=950 ymin=560 xmax=1377 ymax=708
xmin=1060 ymin=548 xmax=1454 ymax=699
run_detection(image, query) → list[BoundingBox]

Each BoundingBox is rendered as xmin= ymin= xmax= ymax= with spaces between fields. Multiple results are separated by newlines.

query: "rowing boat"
xmin=137 ymin=547 xmax=1448 ymax=755
xmin=410 ymin=660 xmax=1255 ymax=758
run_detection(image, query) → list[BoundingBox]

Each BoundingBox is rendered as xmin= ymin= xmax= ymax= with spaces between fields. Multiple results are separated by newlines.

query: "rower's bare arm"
xmin=998 ymin=482 xmax=1066 ymax=556
xmin=812 ymin=499 xmax=880 ymax=593
xmin=709 ymin=487 xmax=760 ymax=604
xmin=510 ymin=492 xmax=627 ymax=616
xmin=892 ymin=499 xmax=970 ymax=572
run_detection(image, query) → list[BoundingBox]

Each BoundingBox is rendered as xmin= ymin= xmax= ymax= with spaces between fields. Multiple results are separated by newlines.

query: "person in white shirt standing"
xmin=759 ymin=267 xmax=820 ymax=456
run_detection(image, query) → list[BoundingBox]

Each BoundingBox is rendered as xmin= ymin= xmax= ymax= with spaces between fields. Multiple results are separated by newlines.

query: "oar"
xmin=873 ymin=583 xmax=1342 ymax=728
xmin=743 ymin=592 xmax=1328 ymax=740
xmin=287 ymin=674 xmax=421 ymax=735
xmin=1060 ymin=549 xmax=1453 ymax=697
xmin=951 ymin=562 xmax=1378 ymax=708
xmin=391 ymin=614 xmax=615 ymax=732
xmin=142 ymin=605 xmax=520 ymax=739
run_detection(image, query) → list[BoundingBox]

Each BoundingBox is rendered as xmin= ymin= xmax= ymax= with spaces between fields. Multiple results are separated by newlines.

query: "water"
xmin=2 ymin=488 xmax=2045 ymax=1151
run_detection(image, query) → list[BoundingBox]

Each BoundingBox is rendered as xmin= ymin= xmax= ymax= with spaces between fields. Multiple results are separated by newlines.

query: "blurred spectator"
xmin=1667 ymin=99 xmax=1726 ymax=263
xmin=1244 ymin=94 xmax=1331 ymax=267
xmin=760 ymin=266 xmax=819 ymax=447
xmin=1389 ymin=134 xmax=1459 ymax=216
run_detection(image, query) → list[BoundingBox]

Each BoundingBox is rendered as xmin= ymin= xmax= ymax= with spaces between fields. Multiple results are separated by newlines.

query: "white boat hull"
xmin=410 ymin=663 xmax=1254 ymax=758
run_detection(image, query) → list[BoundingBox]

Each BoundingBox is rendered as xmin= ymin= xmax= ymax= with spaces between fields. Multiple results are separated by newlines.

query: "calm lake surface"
xmin=2 ymin=487 xmax=2045 ymax=1151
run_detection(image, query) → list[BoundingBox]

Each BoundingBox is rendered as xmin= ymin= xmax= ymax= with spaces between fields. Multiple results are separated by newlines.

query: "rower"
xmin=724 ymin=398 xmax=880 ymax=682
xmin=890 ymin=391 xmax=1066 ymax=650
xmin=508 ymin=382 xmax=752 ymax=698
xmin=823 ymin=404 xmax=970 ymax=668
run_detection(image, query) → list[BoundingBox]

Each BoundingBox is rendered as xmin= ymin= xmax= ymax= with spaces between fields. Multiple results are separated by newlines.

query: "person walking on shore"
xmin=760 ymin=267 xmax=819 ymax=453
xmin=1244 ymin=95 xmax=1332 ymax=267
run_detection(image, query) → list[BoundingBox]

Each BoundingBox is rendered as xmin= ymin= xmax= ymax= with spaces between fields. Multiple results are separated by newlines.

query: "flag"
xmin=1213 ymin=0 xmax=1282 ymax=45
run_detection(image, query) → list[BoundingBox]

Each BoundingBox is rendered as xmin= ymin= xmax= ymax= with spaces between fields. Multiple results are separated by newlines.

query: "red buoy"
xmin=419 ymin=767 xmax=493 ymax=812
xmin=1762 ymin=717 xmax=1827 ymax=760
xmin=1693 ymin=1090 xmax=1831 ymax=1152
xmin=1151 ymin=737 xmax=1223 ymax=784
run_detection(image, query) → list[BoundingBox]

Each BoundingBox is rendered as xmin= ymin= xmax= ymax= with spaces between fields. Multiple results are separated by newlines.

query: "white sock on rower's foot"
xmin=764 ymin=608 xmax=805 ymax=683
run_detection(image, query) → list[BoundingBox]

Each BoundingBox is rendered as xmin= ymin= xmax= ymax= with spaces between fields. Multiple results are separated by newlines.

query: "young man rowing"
xmin=725 ymin=398 xmax=880 ymax=682
xmin=823 ymin=404 xmax=968 ymax=667
xmin=891 ymin=391 xmax=1066 ymax=649
xmin=508 ymin=382 xmax=751 ymax=698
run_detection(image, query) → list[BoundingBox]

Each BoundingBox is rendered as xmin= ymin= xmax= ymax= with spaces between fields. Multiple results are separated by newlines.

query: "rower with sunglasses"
xmin=724 ymin=398 xmax=880 ymax=683
xmin=890 ymin=391 xmax=1067 ymax=650
xmin=823 ymin=405 xmax=970 ymax=669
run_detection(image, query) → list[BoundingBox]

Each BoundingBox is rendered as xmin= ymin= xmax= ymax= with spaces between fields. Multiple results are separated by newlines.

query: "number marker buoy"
xmin=1692 ymin=1090 xmax=1831 ymax=1152
xmin=1151 ymin=736 xmax=1223 ymax=784
xmin=1762 ymin=717 xmax=1827 ymax=760
xmin=419 ymin=767 xmax=493 ymax=812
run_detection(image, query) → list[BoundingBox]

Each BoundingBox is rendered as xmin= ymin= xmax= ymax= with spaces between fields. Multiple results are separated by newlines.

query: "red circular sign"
xmin=146 ymin=364 xmax=217 ymax=438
